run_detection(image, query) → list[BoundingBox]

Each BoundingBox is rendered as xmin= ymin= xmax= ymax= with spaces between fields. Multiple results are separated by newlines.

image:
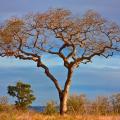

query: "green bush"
xmin=7 ymin=81 xmax=36 ymax=109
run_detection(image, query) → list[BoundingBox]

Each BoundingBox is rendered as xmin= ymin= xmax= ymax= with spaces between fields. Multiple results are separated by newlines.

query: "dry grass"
xmin=0 ymin=110 xmax=120 ymax=120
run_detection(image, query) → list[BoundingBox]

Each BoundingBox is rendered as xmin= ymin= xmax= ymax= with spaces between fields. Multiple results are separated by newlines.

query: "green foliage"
xmin=67 ymin=94 xmax=87 ymax=114
xmin=7 ymin=81 xmax=36 ymax=109
xmin=44 ymin=101 xmax=57 ymax=115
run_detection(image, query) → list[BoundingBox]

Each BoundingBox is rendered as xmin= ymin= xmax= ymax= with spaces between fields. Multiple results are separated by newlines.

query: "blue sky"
xmin=0 ymin=0 xmax=120 ymax=23
xmin=0 ymin=0 xmax=120 ymax=105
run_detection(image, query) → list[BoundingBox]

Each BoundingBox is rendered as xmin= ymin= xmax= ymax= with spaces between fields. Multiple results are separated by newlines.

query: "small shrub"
xmin=67 ymin=94 xmax=87 ymax=115
xmin=44 ymin=101 xmax=57 ymax=115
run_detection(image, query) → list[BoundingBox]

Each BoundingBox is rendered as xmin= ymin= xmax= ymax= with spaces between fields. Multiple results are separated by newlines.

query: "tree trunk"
xmin=59 ymin=91 xmax=68 ymax=115
xmin=59 ymin=67 xmax=73 ymax=115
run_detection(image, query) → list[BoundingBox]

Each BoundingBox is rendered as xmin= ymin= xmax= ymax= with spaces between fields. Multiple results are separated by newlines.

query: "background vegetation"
xmin=0 ymin=92 xmax=120 ymax=119
xmin=1 ymin=93 xmax=120 ymax=113
xmin=67 ymin=93 xmax=120 ymax=115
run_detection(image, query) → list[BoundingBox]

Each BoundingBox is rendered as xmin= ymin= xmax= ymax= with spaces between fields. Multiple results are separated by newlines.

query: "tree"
xmin=8 ymin=81 xmax=36 ymax=109
xmin=0 ymin=9 xmax=120 ymax=115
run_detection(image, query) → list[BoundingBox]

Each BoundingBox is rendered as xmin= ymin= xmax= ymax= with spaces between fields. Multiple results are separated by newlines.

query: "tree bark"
xmin=59 ymin=67 xmax=73 ymax=115
xmin=59 ymin=91 xmax=69 ymax=115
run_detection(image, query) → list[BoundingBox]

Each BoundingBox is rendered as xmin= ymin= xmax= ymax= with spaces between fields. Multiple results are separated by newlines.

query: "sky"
xmin=0 ymin=0 xmax=120 ymax=106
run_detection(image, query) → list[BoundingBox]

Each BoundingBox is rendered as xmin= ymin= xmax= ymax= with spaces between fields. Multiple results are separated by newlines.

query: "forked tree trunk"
xmin=38 ymin=60 xmax=73 ymax=115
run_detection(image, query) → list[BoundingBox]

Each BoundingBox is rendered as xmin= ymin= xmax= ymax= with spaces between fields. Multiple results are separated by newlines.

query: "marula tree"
xmin=0 ymin=9 xmax=120 ymax=115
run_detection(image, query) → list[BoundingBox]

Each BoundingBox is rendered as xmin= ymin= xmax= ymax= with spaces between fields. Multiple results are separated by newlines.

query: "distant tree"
xmin=0 ymin=9 xmax=120 ymax=115
xmin=7 ymin=81 xmax=36 ymax=109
